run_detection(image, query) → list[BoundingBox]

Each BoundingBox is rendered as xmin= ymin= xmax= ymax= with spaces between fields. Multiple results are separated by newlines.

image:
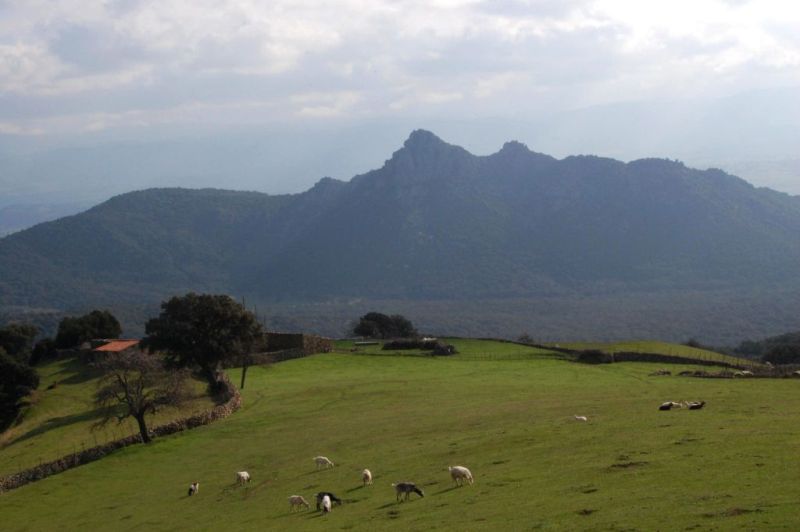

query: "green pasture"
xmin=0 ymin=358 xmax=215 ymax=477
xmin=1 ymin=340 xmax=798 ymax=530
xmin=553 ymin=340 xmax=755 ymax=366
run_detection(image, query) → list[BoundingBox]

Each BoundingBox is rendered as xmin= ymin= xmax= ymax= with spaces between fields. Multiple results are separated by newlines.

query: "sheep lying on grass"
xmin=574 ymin=415 xmax=588 ymax=422
xmin=449 ymin=466 xmax=473 ymax=486
xmin=288 ymin=495 xmax=310 ymax=511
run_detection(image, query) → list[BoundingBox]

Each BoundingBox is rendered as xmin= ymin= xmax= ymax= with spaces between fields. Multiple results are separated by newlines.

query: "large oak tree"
xmin=141 ymin=293 xmax=263 ymax=392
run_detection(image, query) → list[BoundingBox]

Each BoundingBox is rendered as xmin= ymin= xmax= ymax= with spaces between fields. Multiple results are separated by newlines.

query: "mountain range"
xmin=1 ymin=130 xmax=799 ymax=343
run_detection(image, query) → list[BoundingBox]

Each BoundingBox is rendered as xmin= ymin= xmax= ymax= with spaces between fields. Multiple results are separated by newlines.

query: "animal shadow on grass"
xmin=219 ymin=480 xmax=268 ymax=499
xmin=377 ymin=502 xmax=397 ymax=510
xmin=242 ymin=480 xmax=270 ymax=499
xmin=433 ymin=485 xmax=460 ymax=495
xmin=346 ymin=485 xmax=364 ymax=493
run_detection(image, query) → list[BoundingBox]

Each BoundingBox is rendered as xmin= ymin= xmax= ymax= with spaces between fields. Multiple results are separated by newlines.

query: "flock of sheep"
xmin=187 ymin=455 xmax=474 ymax=515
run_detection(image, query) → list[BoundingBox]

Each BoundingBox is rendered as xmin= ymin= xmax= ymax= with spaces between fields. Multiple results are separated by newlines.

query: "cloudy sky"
xmin=1 ymin=0 xmax=799 ymax=202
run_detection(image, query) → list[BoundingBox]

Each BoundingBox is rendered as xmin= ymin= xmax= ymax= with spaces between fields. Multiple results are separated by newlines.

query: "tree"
xmin=0 ymin=347 xmax=40 ymax=431
xmin=763 ymin=344 xmax=800 ymax=365
xmin=55 ymin=310 xmax=122 ymax=349
xmin=94 ymin=350 xmax=189 ymax=444
xmin=0 ymin=323 xmax=38 ymax=364
xmin=29 ymin=337 xmax=57 ymax=366
xmin=353 ymin=312 xmax=417 ymax=339
xmin=141 ymin=293 xmax=263 ymax=392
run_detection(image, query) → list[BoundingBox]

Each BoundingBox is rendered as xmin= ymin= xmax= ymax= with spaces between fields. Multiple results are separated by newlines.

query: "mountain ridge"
xmin=2 ymin=130 xmax=800 ymax=341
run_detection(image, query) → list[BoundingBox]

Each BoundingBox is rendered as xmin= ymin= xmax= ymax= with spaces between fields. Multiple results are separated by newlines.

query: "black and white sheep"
xmin=392 ymin=482 xmax=424 ymax=501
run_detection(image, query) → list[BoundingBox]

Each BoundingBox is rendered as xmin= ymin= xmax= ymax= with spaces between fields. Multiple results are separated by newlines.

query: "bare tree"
xmin=94 ymin=350 xmax=189 ymax=443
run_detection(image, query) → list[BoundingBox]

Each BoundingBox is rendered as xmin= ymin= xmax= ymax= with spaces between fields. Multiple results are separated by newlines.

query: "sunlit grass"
xmin=1 ymin=340 xmax=796 ymax=530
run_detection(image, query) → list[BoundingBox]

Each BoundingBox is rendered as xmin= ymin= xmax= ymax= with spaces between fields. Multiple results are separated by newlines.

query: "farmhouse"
xmin=83 ymin=339 xmax=140 ymax=362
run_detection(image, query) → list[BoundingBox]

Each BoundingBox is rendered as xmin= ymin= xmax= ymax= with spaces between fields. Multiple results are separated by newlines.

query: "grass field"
xmin=0 ymin=357 xmax=215 ymax=477
xmin=553 ymin=340 xmax=755 ymax=367
xmin=1 ymin=339 xmax=798 ymax=530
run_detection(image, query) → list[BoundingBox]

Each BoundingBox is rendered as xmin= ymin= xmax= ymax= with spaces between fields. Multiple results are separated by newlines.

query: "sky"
xmin=0 ymin=0 xmax=799 ymax=204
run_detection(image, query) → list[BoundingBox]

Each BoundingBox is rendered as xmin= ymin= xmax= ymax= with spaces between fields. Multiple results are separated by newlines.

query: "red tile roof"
xmin=93 ymin=340 xmax=140 ymax=352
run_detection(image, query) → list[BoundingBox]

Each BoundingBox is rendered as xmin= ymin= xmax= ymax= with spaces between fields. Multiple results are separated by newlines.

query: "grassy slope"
xmin=0 ymin=358 xmax=215 ymax=476
xmin=1 ymin=339 xmax=798 ymax=530
xmin=554 ymin=340 xmax=754 ymax=366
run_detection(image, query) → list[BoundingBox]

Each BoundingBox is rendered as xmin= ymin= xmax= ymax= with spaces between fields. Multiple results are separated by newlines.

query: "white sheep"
xmin=314 ymin=456 xmax=334 ymax=469
xmin=449 ymin=465 xmax=474 ymax=486
xmin=321 ymin=494 xmax=332 ymax=513
xmin=288 ymin=495 xmax=310 ymax=511
xmin=362 ymin=468 xmax=373 ymax=486
xmin=235 ymin=471 xmax=251 ymax=485
xmin=574 ymin=415 xmax=588 ymax=422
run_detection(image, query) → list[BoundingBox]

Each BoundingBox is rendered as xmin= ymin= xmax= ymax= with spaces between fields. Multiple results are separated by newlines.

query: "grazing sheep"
xmin=449 ymin=466 xmax=474 ymax=486
xmin=314 ymin=456 xmax=335 ymax=469
xmin=288 ymin=495 xmax=310 ymax=511
xmin=188 ymin=482 xmax=199 ymax=496
xmin=362 ymin=468 xmax=373 ymax=486
xmin=235 ymin=471 xmax=251 ymax=485
xmin=687 ymin=401 xmax=706 ymax=410
xmin=315 ymin=492 xmax=342 ymax=510
xmin=658 ymin=401 xmax=674 ymax=411
xmin=574 ymin=415 xmax=588 ymax=422
xmin=321 ymin=495 xmax=332 ymax=513
xmin=392 ymin=482 xmax=425 ymax=501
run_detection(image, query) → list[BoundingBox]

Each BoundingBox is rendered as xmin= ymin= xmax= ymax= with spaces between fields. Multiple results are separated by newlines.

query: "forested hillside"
xmin=2 ymin=130 xmax=800 ymax=342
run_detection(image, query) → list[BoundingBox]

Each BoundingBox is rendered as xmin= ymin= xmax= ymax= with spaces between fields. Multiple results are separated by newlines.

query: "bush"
xmin=0 ymin=347 xmax=40 ymax=430
xmin=30 ymin=337 xmax=57 ymax=366
xmin=763 ymin=344 xmax=800 ymax=365
xmin=577 ymin=349 xmax=612 ymax=364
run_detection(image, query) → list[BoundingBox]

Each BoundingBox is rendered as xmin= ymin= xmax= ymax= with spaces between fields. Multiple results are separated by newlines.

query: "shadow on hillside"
xmin=6 ymin=407 xmax=107 ymax=448
xmin=52 ymin=357 xmax=101 ymax=385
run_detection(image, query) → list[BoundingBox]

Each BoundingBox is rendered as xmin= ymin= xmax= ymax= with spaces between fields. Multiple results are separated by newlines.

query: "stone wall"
xmin=265 ymin=332 xmax=332 ymax=354
xmin=0 ymin=375 xmax=241 ymax=494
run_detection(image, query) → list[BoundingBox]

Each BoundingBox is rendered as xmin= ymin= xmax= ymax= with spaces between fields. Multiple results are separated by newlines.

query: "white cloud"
xmin=0 ymin=0 xmax=797 ymax=134
xmin=293 ymin=91 xmax=362 ymax=118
